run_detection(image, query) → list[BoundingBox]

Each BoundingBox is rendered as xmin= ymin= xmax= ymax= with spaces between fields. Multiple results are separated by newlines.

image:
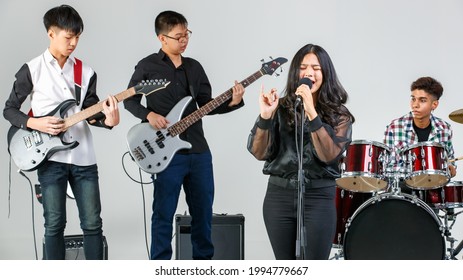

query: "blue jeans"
xmin=263 ymin=183 xmax=336 ymax=260
xmin=150 ymin=151 xmax=214 ymax=260
xmin=38 ymin=162 xmax=103 ymax=260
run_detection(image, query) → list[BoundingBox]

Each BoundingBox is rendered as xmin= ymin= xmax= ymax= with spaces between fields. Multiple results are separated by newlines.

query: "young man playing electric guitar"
xmin=3 ymin=5 xmax=119 ymax=259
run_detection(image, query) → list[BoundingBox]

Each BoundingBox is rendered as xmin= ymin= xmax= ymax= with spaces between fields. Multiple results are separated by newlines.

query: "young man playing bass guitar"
xmin=124 ymin=10 xmax=245 ymax=260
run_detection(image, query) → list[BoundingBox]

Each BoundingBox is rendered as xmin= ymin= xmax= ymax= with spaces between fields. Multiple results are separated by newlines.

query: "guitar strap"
xmin=74 ymin=58 xmax=82 ymax=106
xmin=181 ymin=61 xmax=197 ymax=101
xmin=28 ymin=57 xmax=83 ymax=116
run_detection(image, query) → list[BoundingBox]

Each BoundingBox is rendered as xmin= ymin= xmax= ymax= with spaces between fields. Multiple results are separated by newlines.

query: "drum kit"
xmin=331 ymin=108 xmax=463 ymax=260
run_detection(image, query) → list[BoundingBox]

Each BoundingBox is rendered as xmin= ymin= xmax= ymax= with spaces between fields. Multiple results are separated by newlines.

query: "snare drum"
xmin=337 ymin=140 xmax=390 ymax=193
xmin=333 ymin=187 xmax=373 ymax=247
xmin=343 ymin=193 xmax=445 ymax=260
xmin=443 ymin=181 xmax=463 ymax=208
xmin=403 ymin=142 xmax=450 ymax=189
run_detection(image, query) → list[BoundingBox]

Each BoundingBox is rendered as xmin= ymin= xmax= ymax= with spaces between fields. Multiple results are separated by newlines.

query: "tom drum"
xmin=337 ymin=140 xmax=390 ymax=193
xmin=402 ymin=142 xmax=449 ymax=190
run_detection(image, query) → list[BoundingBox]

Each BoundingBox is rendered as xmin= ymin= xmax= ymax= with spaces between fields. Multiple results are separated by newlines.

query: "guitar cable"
xmin=16 ymin=167 xmax=39 ymax=260
xmin=121 ymin=151 xmax=152 ymax=259
xmin=8 ymin=157 xmax=12 ymax=218
xmin=121 ymin=151 xmax=153 ymax=185
xmin=8 ymin=150 xmax=152 ymax=261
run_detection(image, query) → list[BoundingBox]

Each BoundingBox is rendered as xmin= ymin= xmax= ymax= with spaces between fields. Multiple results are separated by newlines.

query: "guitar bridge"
xmin=132 ymin=146 xmax=146 ymax=161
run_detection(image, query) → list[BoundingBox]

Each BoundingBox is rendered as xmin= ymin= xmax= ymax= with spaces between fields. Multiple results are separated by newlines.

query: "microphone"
xmin=295 ymin=78 xmax=313 ymax=107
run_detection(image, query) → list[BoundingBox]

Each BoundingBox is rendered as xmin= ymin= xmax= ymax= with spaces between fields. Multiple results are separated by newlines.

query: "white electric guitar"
xmin=7 ymin=80 xmax=170 ymax=171
xmin=126 ymin=57 xmax=288 ymax=174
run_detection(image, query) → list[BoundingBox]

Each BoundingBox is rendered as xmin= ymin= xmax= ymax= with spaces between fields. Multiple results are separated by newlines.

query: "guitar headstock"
xmin=135 ymin=79 xmax=171 ymax=96
xmin=261 ymin=57 xmax=288 ymax=76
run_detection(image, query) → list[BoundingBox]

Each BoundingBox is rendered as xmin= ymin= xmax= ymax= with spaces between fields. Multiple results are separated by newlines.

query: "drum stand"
xmin=330 ymin=248 xmax=344 ymax=260
xmin=450 ymin=237 xmax=463 ymax=260
xmin=389 ymin=171 xmax=404 ymax=194
xmin=441 ymin=208 xmax=463 ymax=259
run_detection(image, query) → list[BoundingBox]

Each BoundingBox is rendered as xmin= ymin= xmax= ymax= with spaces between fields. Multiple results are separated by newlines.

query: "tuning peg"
xmin=269 ymin=56 xmax=274 ymax=60
xmin=260 ymin=58 xmax=265 ymax=63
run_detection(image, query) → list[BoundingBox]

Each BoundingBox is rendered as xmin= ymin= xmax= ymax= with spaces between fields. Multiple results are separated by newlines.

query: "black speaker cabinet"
xmin=43 ymin=234 xmax=108 ymax=260
xmin=175 ymin=214 xmax=245 ymax=260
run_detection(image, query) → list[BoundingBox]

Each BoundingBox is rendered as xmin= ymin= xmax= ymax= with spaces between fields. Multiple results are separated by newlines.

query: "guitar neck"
xmin=169 ymin=69 xmax=265 ymax=136
xmin=64 ymin=87 xmax=136 ymax=129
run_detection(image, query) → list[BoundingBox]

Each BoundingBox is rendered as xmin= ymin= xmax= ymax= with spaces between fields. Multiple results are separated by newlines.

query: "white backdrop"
xmin=1 ymin=0 xmax=463 ymax=260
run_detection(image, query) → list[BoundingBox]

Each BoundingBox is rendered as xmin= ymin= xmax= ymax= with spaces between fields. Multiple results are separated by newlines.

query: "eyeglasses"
xmin=163 ymin=30 xmax=192 ymax=42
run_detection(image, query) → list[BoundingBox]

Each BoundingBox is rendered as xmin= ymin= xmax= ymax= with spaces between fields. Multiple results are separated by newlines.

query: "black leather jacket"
xmin=247 ymin=103 xmax=352 ymax=188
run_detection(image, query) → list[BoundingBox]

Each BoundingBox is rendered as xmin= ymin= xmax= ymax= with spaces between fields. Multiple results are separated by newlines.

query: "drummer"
xmin=383 ymin=76 xmax=457 ymax=192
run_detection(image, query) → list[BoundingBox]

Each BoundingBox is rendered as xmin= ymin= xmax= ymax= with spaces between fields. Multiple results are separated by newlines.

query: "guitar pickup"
xmin=23 ymin=135 xmax=32 ymax=149
xmin=23 ymin=131 xmax=43 ymax=149
xmin=155 ymin=140 xmax=165 ymax=149
xmin=143 ymin=140 xmax=155 ymax=154
xmin=32 ymin=131 xmax=43 ymax=145
xmin=155 ymin=131 xmax=165 ymax=149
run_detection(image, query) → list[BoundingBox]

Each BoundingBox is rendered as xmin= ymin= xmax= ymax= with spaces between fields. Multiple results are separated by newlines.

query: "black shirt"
xmin=413 ymin=121 xmax=432 ymax=142
xmin=124 ymin=49 xmax=244 ymax=153
xmin=247 ymin=103 xmax=353 ymax=188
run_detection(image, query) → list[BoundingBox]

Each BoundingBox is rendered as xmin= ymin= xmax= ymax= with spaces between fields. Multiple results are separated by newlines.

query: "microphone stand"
xmin=295 ymin=103 xmax=306 ymax=260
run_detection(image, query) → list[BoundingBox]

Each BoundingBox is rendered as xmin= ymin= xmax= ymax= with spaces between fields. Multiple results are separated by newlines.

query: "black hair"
xmin=410 ymin=76 xmax=443 ymax=100
xmin=43 ymin=4 xmax=83 ymax=35
xmin=282 ymin=44 xmax=355 ymax=127
xmin=154 ymin=10 xmax=188 ymax=35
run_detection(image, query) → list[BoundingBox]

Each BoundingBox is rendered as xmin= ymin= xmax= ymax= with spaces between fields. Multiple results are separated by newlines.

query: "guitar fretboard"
xmin=168 ymin=69 xmax=265 ymax=136
xmin=64 ymin=87 xmax=136 ymax=129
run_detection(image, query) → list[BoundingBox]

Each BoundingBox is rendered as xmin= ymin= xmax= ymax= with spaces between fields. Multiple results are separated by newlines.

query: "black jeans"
xmin=38 ymin=162 xmax=103 ymax=260
xmin=263 ymin=182 xmax=336 ymax=260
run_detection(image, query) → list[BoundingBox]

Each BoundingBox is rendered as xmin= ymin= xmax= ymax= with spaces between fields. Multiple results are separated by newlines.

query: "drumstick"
xmin=449 ymin=156 xmax=463 ymax=163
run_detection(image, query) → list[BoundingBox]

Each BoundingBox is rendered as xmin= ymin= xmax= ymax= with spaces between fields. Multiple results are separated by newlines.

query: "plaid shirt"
xmin=383 ymin=112 xmax=455 ymax=170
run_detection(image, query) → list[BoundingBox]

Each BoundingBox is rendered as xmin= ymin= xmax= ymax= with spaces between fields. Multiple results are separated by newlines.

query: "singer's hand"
xmin=147 ymin=111 xmax=169 ymax=130
xmin=259 ymin=85 xmax=278 ymax=119
xmin=295 ymin=84 xmax=317 ymax=120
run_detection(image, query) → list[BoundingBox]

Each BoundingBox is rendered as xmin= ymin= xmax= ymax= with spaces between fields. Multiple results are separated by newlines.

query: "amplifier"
xmin=43 ymin=234 xmax=108 ymax=260
xmin=175 ymin=214 xmax=245 ymax=260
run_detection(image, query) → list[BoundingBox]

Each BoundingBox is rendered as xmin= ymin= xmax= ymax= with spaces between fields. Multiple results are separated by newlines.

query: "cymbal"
xmin=449 ymin=108 xmax=463 ymax=124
